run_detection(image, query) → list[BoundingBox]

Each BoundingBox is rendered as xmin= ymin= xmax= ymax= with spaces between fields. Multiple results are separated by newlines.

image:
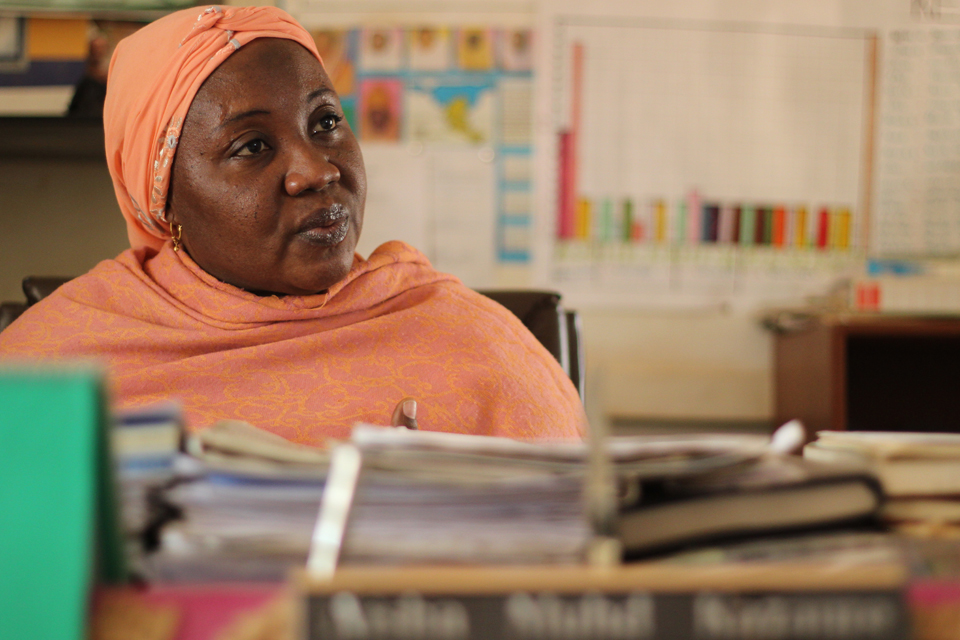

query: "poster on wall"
xmin=536 ymin=14 xmax=875 ymax=309
xmin=290 ymin=19 xmax=537 ymax=287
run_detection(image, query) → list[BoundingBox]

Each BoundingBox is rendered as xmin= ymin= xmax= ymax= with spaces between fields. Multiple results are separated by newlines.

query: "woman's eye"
xmin=316 ymin=114 xmax=343 ymax=132
xmin=236 ymin=139 xmax=268 ymax=156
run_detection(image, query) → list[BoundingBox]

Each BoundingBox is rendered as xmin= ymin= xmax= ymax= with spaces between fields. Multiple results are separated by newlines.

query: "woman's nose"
xmin=284 ymin=143 xmax=340 ymax=196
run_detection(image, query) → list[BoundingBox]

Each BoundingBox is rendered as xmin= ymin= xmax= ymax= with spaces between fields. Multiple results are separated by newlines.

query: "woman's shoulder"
xmin=365 ymin=242 xmax=542 ymax=325
xmin=30 ymin=249 xmax=152 ymax=309
xmin=0 ymin=250 xmax=149 ymax=352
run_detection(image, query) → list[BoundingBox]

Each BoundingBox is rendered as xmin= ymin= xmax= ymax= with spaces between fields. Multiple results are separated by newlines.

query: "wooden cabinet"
xmin=773 ymin=315 xmax=960 ymax=434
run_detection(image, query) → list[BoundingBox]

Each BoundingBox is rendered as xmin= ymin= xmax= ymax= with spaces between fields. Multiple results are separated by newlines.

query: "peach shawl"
xmin=0 ymin=243 xmax=586 ymax=444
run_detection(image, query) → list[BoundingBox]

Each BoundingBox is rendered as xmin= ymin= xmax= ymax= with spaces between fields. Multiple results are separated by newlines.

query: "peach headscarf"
xmin=104 ymin=5 xmax=322 ymax=252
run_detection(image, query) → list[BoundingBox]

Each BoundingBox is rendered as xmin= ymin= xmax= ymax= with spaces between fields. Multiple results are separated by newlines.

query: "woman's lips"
xmin=297 ymin=204 xmax=349 ymax=246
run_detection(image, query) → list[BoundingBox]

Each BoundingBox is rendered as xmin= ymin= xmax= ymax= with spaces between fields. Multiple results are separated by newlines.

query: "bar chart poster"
xmin=538 ymin=17 xmax=876 ymax=308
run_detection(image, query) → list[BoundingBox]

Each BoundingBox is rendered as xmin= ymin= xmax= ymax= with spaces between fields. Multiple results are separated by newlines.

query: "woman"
xmin=0 ymin=5 xmax=584 ymax=445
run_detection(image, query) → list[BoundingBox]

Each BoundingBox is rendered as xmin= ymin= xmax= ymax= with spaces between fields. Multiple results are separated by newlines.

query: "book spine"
xmin=304 ymin=590 xmax=908 ymax=640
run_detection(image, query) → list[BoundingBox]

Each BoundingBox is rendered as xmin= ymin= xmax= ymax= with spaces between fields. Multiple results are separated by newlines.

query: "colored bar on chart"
xmin=817 ymin=207 xmax=830 ymax=248
xmin=635 ymin=199 xmax=649 ymax=242
xmin=556 ymin=42 xmax=583 ymax=241
xmin=718 ymin=204 xmax=734 ymax=244
xmin=731 ymin=206 xmax=741 ymax=243
xmin=739 ymin=205 xmax=755 ymax=247
xmin=754 ymin=206 xmax=767 ymax=245
xmin=808 ymin=205 xmax=821 ymax=249
xmin=576 ymin=197 xmax=592 ymax=239
xmin=600 ymin=198 xmax=613 ymax=242
xmin=687 ymin=190 xmax=701 ymax=245
xmin=621 ymin=198 xmax=634 ymax=242
xmin=704 ymin=204 xmax=720 ymax=243
xmin=784 ymin=207 xmax=796 ymax=248
xmin=676 ymin=201 xmax=688 ymax=246
xmin=836 ymin=207 xmax=851 ymax=249
xmin=795 ymin=206 xmax=808 ymax=247
xmin=772 ymin=206 xmax=786 ymax=247
xmin=557 ymin=132 xmax=574 ymax=239
xmin=568 ymin=43 xmax=583 ymax=237
xmin=654 ymin=199 xmax=667 ymax=243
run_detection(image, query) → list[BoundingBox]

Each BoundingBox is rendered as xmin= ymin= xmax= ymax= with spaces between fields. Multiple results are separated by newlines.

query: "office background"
xmin=1 ymin=0 xmax=956 ymax=433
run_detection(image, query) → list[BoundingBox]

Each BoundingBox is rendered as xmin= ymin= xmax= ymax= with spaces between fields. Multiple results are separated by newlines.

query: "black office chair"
xmin=0 ymin=276 xmax=71 ymax=331
xmin=0 ymin=301 xmax=28 ymax=332
xmin=1 ymin=277 xmax=584 ymax=400
xmin=22 ymin=276 xmax=70 ymax=306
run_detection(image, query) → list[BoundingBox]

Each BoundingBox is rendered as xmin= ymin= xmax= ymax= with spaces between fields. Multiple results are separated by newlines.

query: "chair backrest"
xmin=566 ymin=308 xmax=585 ymax=401
xmin=1 ymin=278 xmax=584 ymax=402
xmin=23 ymin=276 xmax=72 ymax=305
xmin=0 ymin=276 xmax=73 ymax=332
xmin=0 ymin=302 xmax=28 ymax=332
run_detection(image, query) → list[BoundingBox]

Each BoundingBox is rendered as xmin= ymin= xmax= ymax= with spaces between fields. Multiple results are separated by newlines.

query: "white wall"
xmin=0 ymin=160 xmax=128 ymax=302
xmin=581 ymin=308 xmax=772 ymax=430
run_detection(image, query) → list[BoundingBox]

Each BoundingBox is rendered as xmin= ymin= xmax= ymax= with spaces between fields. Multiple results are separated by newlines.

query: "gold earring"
xmin=170 ymin=223 xmax=183 ymax=252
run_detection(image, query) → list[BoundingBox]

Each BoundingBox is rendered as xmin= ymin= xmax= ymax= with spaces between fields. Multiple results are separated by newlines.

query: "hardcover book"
xmin=617 ymin=454 xmax=885 ymax=557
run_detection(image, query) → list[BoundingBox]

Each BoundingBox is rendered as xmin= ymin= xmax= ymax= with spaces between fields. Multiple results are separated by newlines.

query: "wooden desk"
xmin=773 ymin=314 xmax=960 ymax=434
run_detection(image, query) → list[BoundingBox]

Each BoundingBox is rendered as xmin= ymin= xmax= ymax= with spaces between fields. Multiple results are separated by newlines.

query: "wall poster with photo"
xmin=289 ymin=5 xmax=538 ymax=288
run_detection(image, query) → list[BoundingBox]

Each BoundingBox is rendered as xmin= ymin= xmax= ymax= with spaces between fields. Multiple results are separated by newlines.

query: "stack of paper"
xmin=342 ymin=459 xmax=589 ymax=565
xmin=144 ymin=421 xmax=329 ymax=582
xmin=317 ymin=425 xmax=849 ymax=568
xmin=312 ymin=425 xmax=888 ymax=570
xmin=805 ymin=431 xmax=960 ymax=538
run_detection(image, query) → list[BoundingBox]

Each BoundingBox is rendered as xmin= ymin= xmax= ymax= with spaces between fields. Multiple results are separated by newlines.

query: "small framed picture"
xmin=408 ymin=27 xmax=451 ymax=71
xmin=359 ymin=78 xmax=403 ymax=142
xmin=500 ymin=29 xmax=534 ymax=71
xmin=457 ymin=28 xmax=494 ymax=71
xmin=359 ymin=27 xmax=402 ymax=72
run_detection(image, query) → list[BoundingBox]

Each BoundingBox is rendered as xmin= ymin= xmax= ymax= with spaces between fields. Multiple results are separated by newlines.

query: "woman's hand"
xmin=391 ymin=397 xmax=418 ymax=430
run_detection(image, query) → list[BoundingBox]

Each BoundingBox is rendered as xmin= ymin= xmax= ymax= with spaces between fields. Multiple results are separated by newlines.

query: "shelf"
xmin=0 ymin=3 xmax=187 ymax=21
xmin=0 ymin=117 xmax=105 ymax=160
xmin=774 ymin=313 xmax=960 ymax=434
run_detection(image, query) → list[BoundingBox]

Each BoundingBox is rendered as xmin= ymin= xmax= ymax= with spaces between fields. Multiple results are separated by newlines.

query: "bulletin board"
xmin=287 ymin=0 xmax=960 ymax=306
xmin=289 ymin=1 xmax=538 ymax=288
xmin=535 ymin=13 xmax=877 ymax=309
xmin=531 ymin=0 xmax=960 ymax=309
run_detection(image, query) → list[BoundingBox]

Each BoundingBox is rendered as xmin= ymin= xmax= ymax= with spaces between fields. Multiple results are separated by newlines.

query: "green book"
xmin=0 ymin=366 xmax=127 ymax=640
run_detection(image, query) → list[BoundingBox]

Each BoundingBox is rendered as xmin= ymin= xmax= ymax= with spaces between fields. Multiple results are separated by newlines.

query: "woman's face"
xmin=168 ymin=38 xmax=366 ymax=296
